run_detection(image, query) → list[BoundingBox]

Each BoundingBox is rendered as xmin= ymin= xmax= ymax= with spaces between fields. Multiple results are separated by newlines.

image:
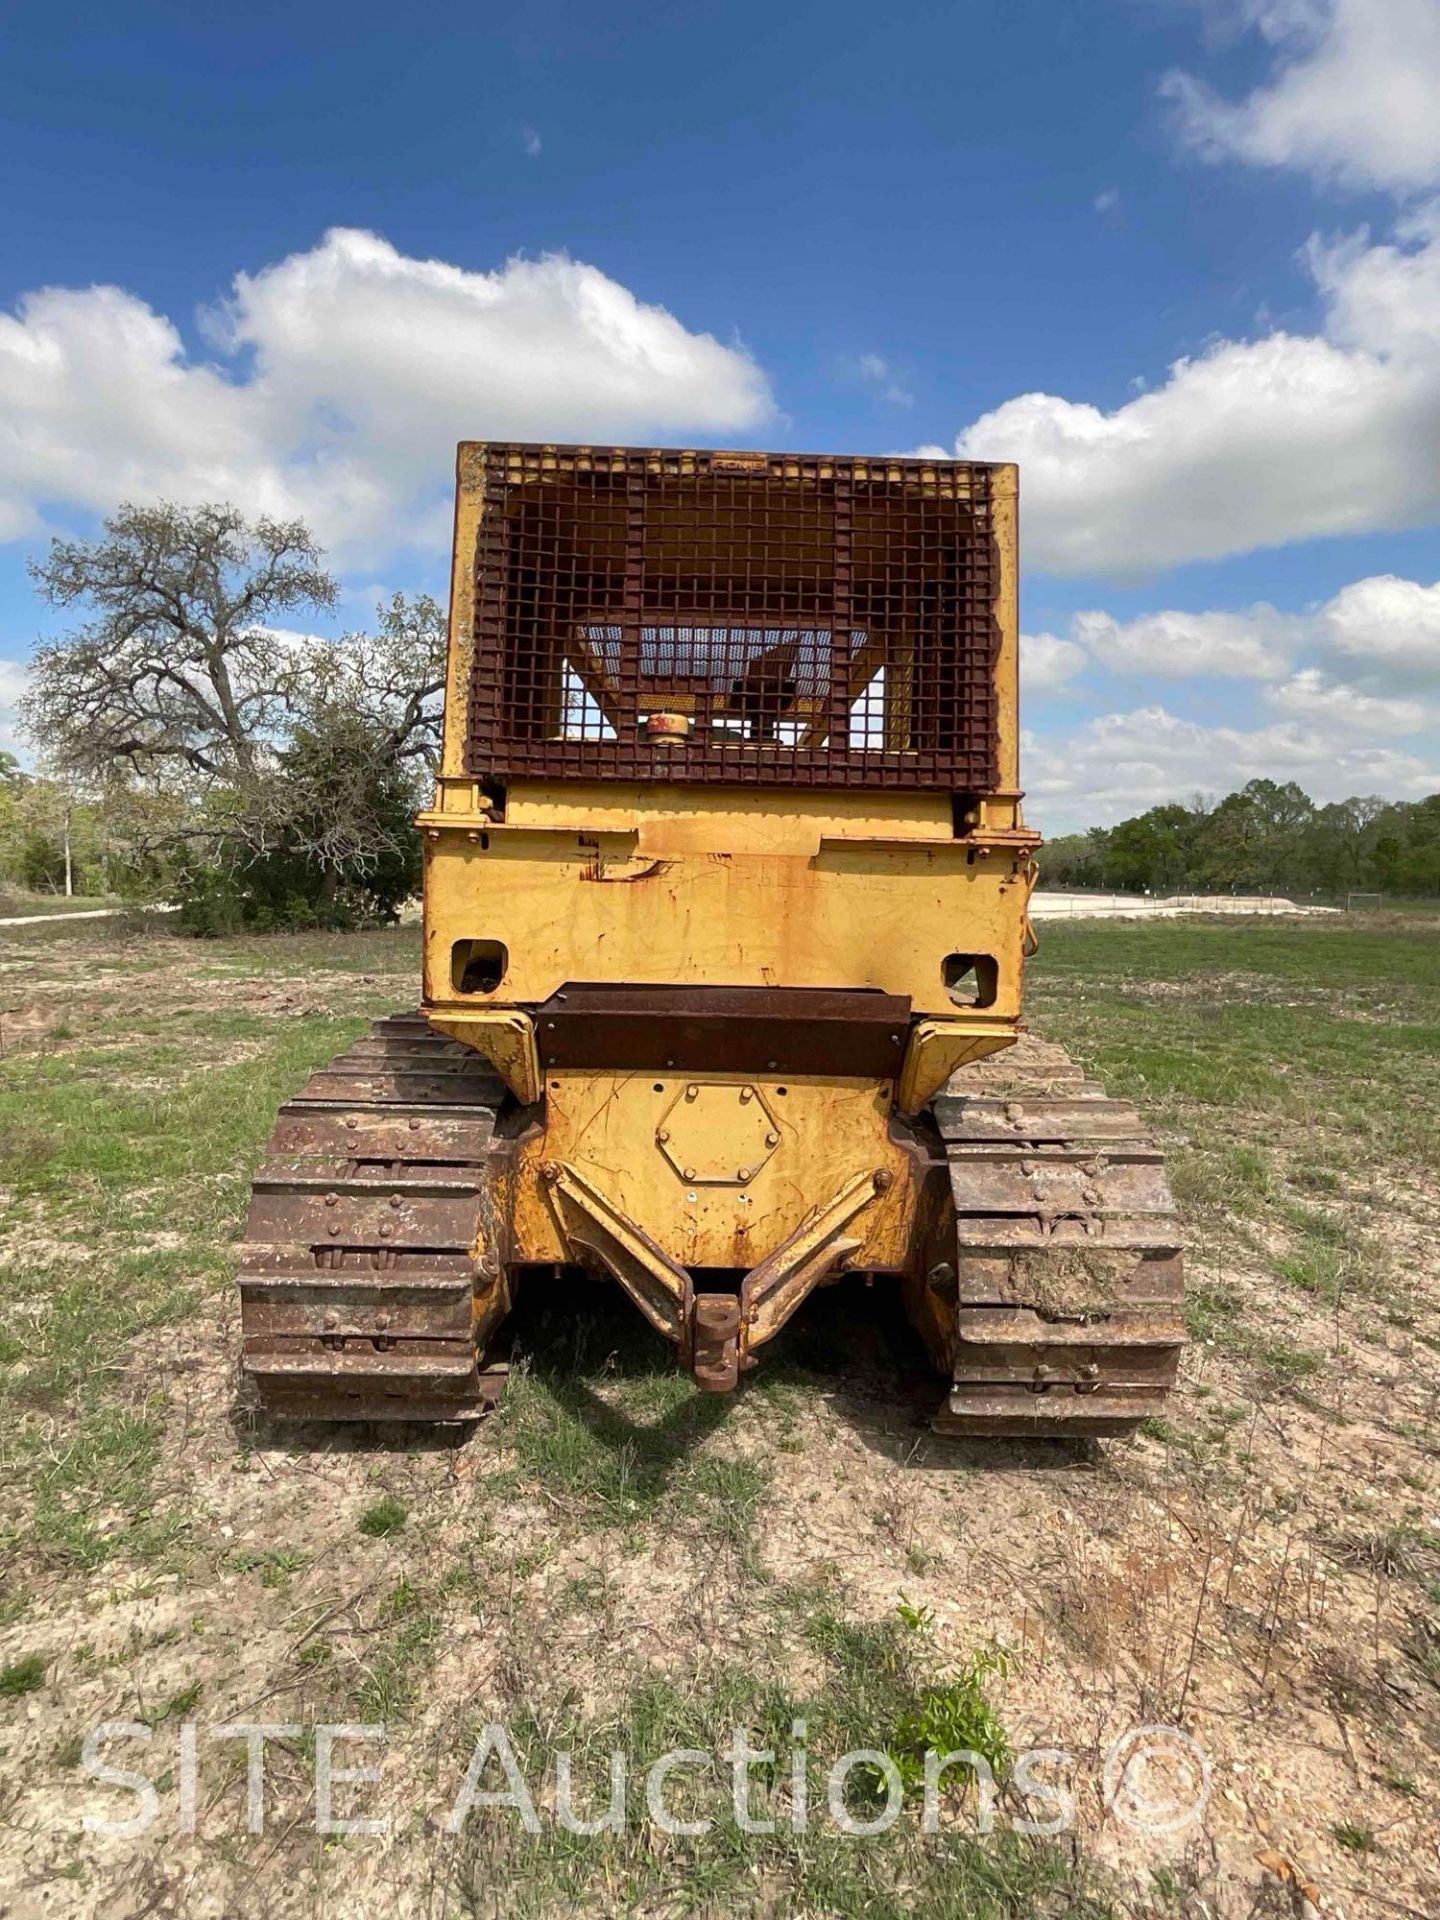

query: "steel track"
xmin=238 ymin=1013 xmax=508 ymax=1422
xmin=932 ymin=1036 xmax=1186 ymax=1437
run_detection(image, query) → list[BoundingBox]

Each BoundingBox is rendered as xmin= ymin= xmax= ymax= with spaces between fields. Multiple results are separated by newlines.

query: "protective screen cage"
xmin=465 ymin=444 xmax=1003 ymax=792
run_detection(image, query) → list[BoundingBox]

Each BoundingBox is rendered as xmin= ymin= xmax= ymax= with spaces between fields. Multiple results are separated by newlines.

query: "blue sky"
xmin=1 ymin=0 xmax=1437 ymax=829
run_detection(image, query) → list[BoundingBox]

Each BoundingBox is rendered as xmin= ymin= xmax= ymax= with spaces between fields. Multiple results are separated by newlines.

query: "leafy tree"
xmin=1306 ymin=796 xmax=1389 ymax=891
xmin=1038 ymin=784 xmax=1438 ymax=899
xmin=21 ymin=504 xmax=447 ymax=929
xmin=1038 ymin=830 xmax=1107 ymax=888
xmin=0 ymin=770 xmax=179 ymax=900
xmin=302 ymin=590 xmax=448 ymax=776
xmin=1103 ymin=803 xmax=1201 ymax=892
xmin=1398 ymin=795 xmax=1440 ymax=894
xmin=25 ymin=502 xmax=337 ymax=788
xmin=0 ymin=776 xmax=84 ymax=894
xmin=178 ymin=704 xmax=426 ymax=933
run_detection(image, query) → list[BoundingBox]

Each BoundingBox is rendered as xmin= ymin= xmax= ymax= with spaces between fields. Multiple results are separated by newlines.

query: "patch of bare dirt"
xmin=4 ymin=1252 xmax=1436 ymax=1919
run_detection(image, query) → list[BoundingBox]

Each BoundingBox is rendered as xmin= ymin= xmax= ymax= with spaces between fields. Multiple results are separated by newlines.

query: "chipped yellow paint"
xmin=420 ymin=800 xmax=1035 ymax=1020
xmin=438 ymin=444 xmax=486 ymax=781
xmin=426 ymin=1007 xmax=541 ymax=1104
xmin=895 ymin=1020 xmax=1015 ymax=1115
xmin=655 ymin=1081 xmax=782 ymax=1186
xmin=511 ymin=1072 xmax=923 ymax=1274
xmin=496 ymin=781 xmax=955 ymax=851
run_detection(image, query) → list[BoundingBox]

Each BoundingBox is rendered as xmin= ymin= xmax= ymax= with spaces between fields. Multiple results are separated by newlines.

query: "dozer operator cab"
xmin=239 ymin=445 xmax=1186 ymax=1438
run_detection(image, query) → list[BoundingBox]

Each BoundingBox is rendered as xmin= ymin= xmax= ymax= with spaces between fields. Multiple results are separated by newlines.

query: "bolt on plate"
xmin=656 ymin=1080 xmax=783 ymax=1185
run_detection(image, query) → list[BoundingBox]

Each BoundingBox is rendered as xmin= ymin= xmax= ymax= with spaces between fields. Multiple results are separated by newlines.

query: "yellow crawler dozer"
xmin=239 ymin=444 xmax=1185 ymax=1437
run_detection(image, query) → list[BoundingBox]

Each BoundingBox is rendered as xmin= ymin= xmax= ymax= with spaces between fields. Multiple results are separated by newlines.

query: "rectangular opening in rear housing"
xmin=465 ymin=445 xmax=1003 ymax=793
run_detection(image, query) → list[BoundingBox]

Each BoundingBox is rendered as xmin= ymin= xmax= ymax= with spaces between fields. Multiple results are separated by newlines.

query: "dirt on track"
xmin=0 ymin=922 xmax=1437 ymax=1920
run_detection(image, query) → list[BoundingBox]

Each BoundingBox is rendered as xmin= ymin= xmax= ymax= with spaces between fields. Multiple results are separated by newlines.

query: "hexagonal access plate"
xmin=656 ymin=1082 xmax=781 ymax=1186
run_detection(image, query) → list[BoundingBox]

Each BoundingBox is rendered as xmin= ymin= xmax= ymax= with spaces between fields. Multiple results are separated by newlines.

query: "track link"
xmin=931 ymin=1036 xmax=1186 ymax=1438
xmin=238 ymin=1013 xmax=509 ymax=1422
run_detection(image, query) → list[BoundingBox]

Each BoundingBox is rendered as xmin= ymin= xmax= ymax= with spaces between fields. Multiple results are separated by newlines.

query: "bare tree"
xmin=241 ymin=709 xmax=428 ymax=874
xmin=23 ymin=502 xmax=338 ymax=789
xmin=296 ymin=591 xmax=447 ymax=773
xmin=212 ymin=589 xmax=447 ymax=872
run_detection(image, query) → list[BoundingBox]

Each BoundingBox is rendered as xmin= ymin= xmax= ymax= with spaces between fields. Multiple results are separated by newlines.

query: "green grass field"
xmin=0 ymin=911 xmax=1436 ymax=1918
xmin=1032 ymin=917 xmax=1440 ymax=1374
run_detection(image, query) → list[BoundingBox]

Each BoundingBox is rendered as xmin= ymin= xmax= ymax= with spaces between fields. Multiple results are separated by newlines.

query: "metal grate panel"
xmin=465 ymin=444 xmax=1002 ymax=792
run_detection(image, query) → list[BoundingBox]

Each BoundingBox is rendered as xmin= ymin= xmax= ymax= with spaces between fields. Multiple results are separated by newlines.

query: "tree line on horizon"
xmin=1039 ymin=780 xmax=1440 ymax=899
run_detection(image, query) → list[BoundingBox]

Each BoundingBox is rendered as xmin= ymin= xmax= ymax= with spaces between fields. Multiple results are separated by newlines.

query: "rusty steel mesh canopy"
xmin=465 ymin=444 xmax=1003 ymax=792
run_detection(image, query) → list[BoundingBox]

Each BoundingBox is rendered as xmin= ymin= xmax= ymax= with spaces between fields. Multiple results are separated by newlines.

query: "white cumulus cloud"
xmin=1073 ymin=604 xmax=1305 ymax=680
xmin=945 ymin=3 xmax=1440 ymax=580
xmin=1054 ymin=574 xmax=1440 ymax=694
xmin=1164 ymin=0 xmax=1440 ymax=197
xmin=929 ymin=207 xmax=1440 ymax=575
xmin=0 ymin=228 xmax=774 ymax=561
xmin=1029 ymin=572 xmax=1440 ymax=702
xmin=1020 ymin=631 xmax=1089 ymax=693
xmin=1263 ymin=665 xmax=1429 ymax=734
xmin=1320 ymin=572 xmax=1440 ymax=685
